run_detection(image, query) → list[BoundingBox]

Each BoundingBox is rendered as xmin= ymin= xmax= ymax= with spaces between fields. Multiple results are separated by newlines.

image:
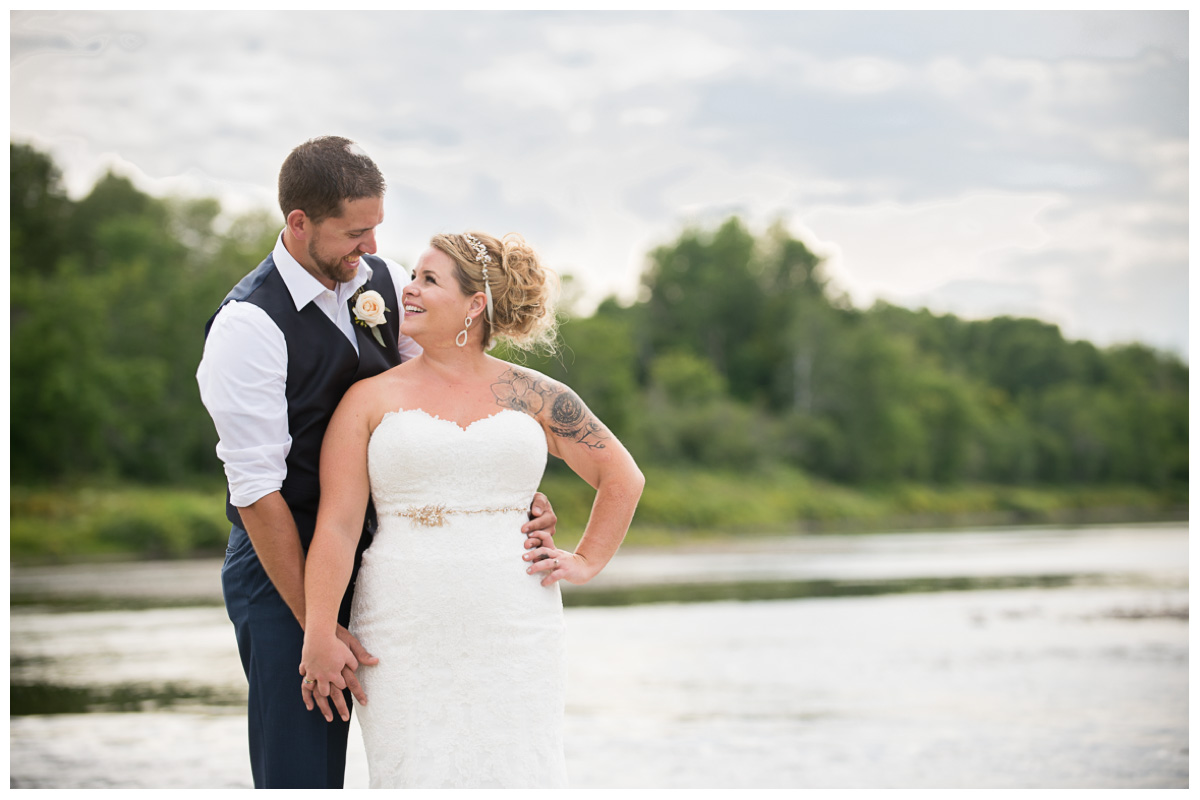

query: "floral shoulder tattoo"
xmin=491 ymin=368 xmax=609 ymax=450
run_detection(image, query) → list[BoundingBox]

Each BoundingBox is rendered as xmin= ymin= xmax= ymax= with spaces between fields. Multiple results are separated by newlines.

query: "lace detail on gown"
xmin=350 ymin=408 xmax=568 ymax=788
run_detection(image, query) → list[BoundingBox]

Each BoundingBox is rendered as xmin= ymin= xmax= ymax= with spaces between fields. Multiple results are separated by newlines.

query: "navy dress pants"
xmin=222 ymin=524 xmax=352 ymax=789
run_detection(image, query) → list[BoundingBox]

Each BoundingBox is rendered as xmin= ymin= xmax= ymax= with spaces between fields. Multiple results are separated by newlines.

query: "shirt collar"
xmin=272 ymin=230 xmax=374 ymax=312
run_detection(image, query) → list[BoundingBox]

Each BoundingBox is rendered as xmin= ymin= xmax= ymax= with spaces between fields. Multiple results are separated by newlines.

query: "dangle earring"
xmin=456 ymin=316 xmax=473 ymax=347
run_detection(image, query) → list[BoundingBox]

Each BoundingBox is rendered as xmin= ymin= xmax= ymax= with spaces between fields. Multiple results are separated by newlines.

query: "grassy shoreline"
xmin=10 ymin=468 xmax=1186 ymax=564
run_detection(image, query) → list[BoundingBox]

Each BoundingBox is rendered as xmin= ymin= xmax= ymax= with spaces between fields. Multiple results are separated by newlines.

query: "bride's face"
xmin=401 ymin=248 xmax=473 ymax=344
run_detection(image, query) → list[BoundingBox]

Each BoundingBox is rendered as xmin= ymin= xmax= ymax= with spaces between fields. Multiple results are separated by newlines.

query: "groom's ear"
xmin=286 ymin=209 xmax=311 ymax=241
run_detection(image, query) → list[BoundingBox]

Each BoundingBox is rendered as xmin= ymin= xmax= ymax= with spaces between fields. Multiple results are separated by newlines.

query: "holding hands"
xmin=300 ymin=625 xmax=378 ymax=722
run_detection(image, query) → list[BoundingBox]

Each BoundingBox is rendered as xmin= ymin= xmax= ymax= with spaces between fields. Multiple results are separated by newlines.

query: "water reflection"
xmin=10 ymin=524 xmax=1189 ymax=789
xmin=11 ymin=682 xmax=239 ymax=716
xmin=11 ymin=571 xmax=1108 ymax=612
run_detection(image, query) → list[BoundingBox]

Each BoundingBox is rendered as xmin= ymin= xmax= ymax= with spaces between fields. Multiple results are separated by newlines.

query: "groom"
xmin=197 ymin=136 xmax=557 ymax=788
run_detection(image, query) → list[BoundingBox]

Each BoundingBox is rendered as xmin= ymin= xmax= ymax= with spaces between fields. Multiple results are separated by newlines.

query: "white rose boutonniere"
xmin=351 ymin=288 xmax=389 ymax=347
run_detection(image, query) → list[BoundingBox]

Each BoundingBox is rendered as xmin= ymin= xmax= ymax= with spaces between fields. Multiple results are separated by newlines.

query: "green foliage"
xmin=11 ymin=143 xmax=278 ymax=484
xmin=10 ymin=143 xmax=71 ymax=273
xmin=641 ymin=218 xmax=757 ymax=380
xmin=629 ymin=212 xmax=1187 ymax=489
xmin=9 ymin=142 xmax=1189 ymax=508
xmin=10 ymin=485 xmax=230 ymax=561
xmin=12 ymin=478 xmax=1180 ymax=563
xmin=631 ymin=352 xmax=772 ymax=470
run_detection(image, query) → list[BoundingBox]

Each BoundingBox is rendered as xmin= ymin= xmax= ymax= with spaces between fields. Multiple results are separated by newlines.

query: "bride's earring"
xmin=456 ymin=316 xmax=473 ymax=347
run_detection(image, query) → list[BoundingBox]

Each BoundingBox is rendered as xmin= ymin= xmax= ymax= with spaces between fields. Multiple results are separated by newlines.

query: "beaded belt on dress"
xmin=385 ymin=504 xmax=527 ymax=527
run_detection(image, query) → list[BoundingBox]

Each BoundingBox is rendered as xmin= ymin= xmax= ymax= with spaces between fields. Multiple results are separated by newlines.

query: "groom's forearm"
xmin=237 ymin=491 xmax=307 ymax=628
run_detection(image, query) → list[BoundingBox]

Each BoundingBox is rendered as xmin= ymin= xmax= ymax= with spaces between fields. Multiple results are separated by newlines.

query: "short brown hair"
xmin=277 ymin=136 xmax=385 ymax=224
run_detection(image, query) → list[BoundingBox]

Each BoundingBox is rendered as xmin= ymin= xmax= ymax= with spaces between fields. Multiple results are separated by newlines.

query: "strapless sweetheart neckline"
xmin=377 ymin=406 xmax=531 ymax=434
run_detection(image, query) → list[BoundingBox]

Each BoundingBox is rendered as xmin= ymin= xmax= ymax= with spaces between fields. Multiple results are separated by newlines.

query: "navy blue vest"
xmin=205 ymin=252 xmax=405 ymax=552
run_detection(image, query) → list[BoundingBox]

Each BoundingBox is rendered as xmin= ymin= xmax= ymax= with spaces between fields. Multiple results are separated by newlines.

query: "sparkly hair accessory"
xmin=463 ymin=233 xmax=494 ymax=324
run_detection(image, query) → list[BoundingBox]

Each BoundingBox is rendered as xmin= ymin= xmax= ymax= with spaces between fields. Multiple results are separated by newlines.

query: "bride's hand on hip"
xmin=299 ymin=634 xmax=358 ymax=723
xmin=525 ymin=547 xmax=596 ymax=587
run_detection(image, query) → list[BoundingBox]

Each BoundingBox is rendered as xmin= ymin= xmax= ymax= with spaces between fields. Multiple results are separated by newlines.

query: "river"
xmin=9 ymin=523 xmax=1188 ymax=789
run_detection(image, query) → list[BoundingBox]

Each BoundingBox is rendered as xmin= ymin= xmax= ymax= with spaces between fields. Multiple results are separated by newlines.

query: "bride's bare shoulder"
xmin=340 ymin=361 xmax=420 ymax=418
xmin=487 ymin=362 xmax=576 ymax=416
xmin=487 ymin=360 xmax=612 ymax=452
xmin=488 ymin=362 xmax=561 ymax=400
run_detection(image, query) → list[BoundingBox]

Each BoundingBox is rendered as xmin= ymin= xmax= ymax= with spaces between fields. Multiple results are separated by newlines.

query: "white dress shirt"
xmin=196 ymin=231 xmax=420 ymax=508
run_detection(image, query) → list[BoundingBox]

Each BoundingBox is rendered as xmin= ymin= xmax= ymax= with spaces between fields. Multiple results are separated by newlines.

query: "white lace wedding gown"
xmin=349 ymin=408 xmax=568 ymax=789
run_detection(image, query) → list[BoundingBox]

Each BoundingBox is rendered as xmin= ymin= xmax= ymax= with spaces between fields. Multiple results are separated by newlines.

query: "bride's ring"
xmin=554 ymin=558 xmax=559 ymax=567
xmin=303 ymin=678 xmax=316 ymax=685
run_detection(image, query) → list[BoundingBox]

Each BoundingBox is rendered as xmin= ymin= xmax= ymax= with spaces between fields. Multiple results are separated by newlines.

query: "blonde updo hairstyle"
xmin=430 ymin=231 xmax=559 ymax=352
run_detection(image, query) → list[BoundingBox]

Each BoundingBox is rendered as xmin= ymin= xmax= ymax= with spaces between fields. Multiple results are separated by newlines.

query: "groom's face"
xmin=305 ymin=195 xmax=385 ymax=285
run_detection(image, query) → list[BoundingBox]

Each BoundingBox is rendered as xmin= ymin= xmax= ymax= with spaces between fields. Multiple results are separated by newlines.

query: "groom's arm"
xmin=199 ymin=302 xmax=375 ymax=709
xmin=200 ymin=304 xmax=305 ymax=621
xmin=199 ymin=305 xmax=306 ymax=611
xmin=241 ymin=492 xmax=377 ymax=717
xmin=237 ymin=492 xmax=307 ymax=625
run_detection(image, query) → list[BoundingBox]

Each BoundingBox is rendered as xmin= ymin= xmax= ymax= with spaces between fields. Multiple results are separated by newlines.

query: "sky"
xmin=9 ymin=9 xmax=1190 ymax=359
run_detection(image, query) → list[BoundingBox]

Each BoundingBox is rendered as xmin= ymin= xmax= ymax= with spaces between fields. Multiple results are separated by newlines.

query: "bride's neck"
xmin=411 ymin=341 xmax=491 ymax=382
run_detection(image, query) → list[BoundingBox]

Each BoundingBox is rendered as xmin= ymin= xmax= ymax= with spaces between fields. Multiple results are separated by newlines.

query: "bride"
xmin=298 ymin=231 xmax=644 ymax=788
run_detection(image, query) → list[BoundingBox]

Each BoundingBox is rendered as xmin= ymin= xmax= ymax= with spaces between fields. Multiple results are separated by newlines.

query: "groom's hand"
xmin=522 ymin=491 xmax=557 ymax=547
xmin=300 ymin=634 xmax=358 ymax=723
xmin=336 ymin=625 xmax=379 ymax=707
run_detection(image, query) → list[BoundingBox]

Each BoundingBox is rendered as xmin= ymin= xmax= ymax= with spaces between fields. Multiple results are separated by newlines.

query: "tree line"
xmin=11 ymin=142 xmax=1189 ymax=490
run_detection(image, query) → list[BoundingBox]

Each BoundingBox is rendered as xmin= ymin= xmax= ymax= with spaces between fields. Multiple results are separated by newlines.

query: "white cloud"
xmin=799 ymin=192 xmax=1060 ymax=304
xmin=923 ymin=56 xmax=975 ymax=97
xmin=797 ymin=188 xmax=1187 ymax=356
xmin=8 ymin=10 xmax=1188 ymax=358
xmin=463 ymin=21 xmax=740 ymax=112
xmin=619 ymin=107 xmax=671 ymax=127
xmin=543 ymin=22 xmax=741 ymax=90
xmin=802 ymin=55 xmax=910 ymax=95
xmin=1089 ymin=131 xmax=1189 ymax=195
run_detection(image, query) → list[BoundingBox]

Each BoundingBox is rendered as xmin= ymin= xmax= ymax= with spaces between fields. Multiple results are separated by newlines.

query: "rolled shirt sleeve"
xmin=196 ymin=300 xmax=291 ymax=508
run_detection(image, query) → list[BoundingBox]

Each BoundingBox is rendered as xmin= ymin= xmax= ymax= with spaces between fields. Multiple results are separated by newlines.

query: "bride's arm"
xmin=300 ymin=382 xmax=375 ymax=721
xmin=505 ymin=371 xmax=643 ymax=586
